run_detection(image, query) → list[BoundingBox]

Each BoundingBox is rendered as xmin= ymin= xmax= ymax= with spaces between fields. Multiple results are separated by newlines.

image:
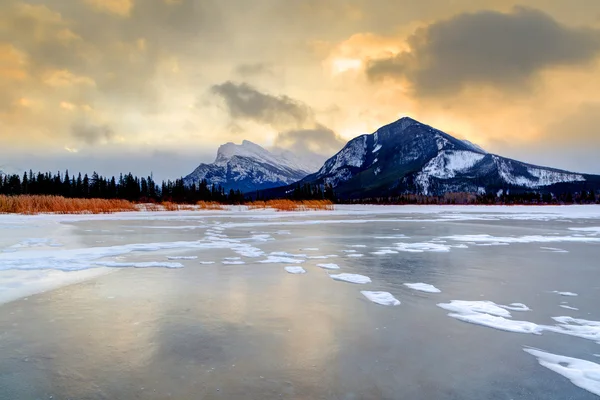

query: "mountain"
xmin=183 ymin=140 xmax=321 ymax=192
xmin=271 ymin=117 xmax=600 ymax=199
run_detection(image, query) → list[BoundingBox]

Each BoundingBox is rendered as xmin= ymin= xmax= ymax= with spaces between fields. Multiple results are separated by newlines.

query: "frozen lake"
xmin=1 ymin=205 xmax=600 ymax=399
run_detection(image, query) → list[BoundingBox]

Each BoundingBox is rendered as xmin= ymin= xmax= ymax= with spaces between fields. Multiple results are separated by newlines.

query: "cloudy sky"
xmin=2 ymin=0 xmax=600 ymax=180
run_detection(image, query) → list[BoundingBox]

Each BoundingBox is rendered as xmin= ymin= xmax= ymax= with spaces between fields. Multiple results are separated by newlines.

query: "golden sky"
xmin=2 ymin=0 xmax=600 ymax=179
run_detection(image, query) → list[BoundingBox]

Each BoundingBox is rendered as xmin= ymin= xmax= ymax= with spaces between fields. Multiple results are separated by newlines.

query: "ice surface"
xmin=361 ymin=291 xmax=400 ymax=306
xmin=347 ymin=245 xmax=367 ymax=248
xmin=199 ymin=261 xmax=215 ymax=265
xmin=341 ymin=250 xmax=357 ymax=253
xmin=284 ymin=266 xmax=306 ymax=274
xmin=94 ymin=261 xmax=184 ymax=269
xmin=167 ymin=256 xmax=198 ymax=260
xmin=0 ymin=268 xmax=113 ymax=305
xmin=404 ymin=283 xmax=441 ymax=293
xmin=560 ymin=305 xmax=579 ymax=311
xmin=301 ymin=248 xmax=319 ymax=251
xmin=524 ymin=348 xmax=600 ymax=396
xmin=347 ymin=254 xmax=364 ymax=258
xmin=317 ymin=263 xmax=340 ymax=270
xmin=553 ymin=291 xmax=578 ymax=297
xmin=222 ymin=260 xmax=245 ymax=265
xmin=330 ymin=273 xmax=372 ymax=284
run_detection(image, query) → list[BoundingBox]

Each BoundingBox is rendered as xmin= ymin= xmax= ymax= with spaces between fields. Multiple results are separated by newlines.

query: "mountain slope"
xmin=183 ymin=140 xmax=319 ymax=192
xmin=284 ymin=117 xmax=599 ymax=199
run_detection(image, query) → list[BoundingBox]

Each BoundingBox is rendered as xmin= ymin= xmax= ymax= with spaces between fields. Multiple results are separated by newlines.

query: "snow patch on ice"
xmin=317 ymin=263 xmax=340 ymax=270
xmin=438 ymin=300 xmax=541 ymax=334
xmin=445 ymin=234 xmax=600 ymax=245
xmin=259 ymin=256 xmax=304 ymax=264
xmin=540 ymin=247 xmax=569 ymax=253
xmin=94 ymin=261 xmax=184 ymax=269
xmin=545 ymin=316 xmax=600 ymax=342
xmin=523 ymin=348 xmax=600 ymax=396
xmin=560 ymin=305 xmax=579 ymax=311
xmin=222 ymin=260 xmax=245 ymax=265
xmin=284 ymin=266 xmax=306 ymax=274
xmin=330 ymin=273 xmax=371 ymax=284
xmin=553 ymin=291 xmax=578 ymax=297
xmin=167 ymin=256 xmax=198 ymax=260
xmin=347 ymin=253 xmax=364 ymax=258
xmin=404 ymin=283 xmax=441 ymax=293
xmin=361 ymin=291 xmax=400 ymax=306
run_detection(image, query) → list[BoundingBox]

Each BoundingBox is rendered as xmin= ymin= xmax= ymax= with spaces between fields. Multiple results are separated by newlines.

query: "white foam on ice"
xmin=391 ymin=242 xmax=452 ymax=253
xmin=330 ymin=273 xmax=371 ymax=284
xmin=545 ymin=316 xmax=600 ymax=342
xmin=404 ymin=283 xmax=441 ymax=293
xmin=347 ymin=245 xmax=367 ymax=248
xmin=438 ymin=300 xmax=512 ymax=317
xmin=560 ymin=305 xmax=579 ymax=311
xmin=167 ymin=256 xmax=198 ymax=260
xmin=361 ymin=291 xmax=400 ymax=306
xmin=371 ymin=249 xmax=399 ymax=255
xmin=347 ymin=253 xmax=364 ymax=258
xmin=94 ymin=261 xmax=184 ymax=268
xmin=444 ymin=234 xmax=600 ymax=245
xmin=284 ymin=266 xmax=306 ymax=274
xmin=447 ymin=312 xmax=543 ymax=334
xmin=553 ymin=291 xmax=578 ymax=297
xmin=438 ymin=300 xmax=541 ymax=334
xmin=569 ymin=227 xmax=600 ymax=234
xmin=259 ymin=256 xmax=304 ymax=264
xmin=540 ymin=247 xmax=569 ymax=253
xmin=523 ymin=348 xmax=600 ymax=396
xmin=317 ymin=263 xmax=340 ymax=270
xmin=269 ymin=251 xmax=307 ymax=258
xmin=499 ymin=303 xmax=531 ymax=311
xmin=307 ymin=255 xmax=338 ymax=259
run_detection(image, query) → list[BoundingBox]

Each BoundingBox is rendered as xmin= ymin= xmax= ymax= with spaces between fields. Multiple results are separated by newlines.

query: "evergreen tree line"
xmin=0 ymin=170 xmax=245 ymax=204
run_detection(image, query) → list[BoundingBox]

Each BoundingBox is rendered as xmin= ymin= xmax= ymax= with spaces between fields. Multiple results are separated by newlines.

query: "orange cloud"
xmin=84 ymin=0 xmax=133 ymax=17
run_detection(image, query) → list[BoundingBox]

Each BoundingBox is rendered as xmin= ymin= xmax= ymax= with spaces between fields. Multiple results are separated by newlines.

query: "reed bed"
xmin=0 ymin=195 xmax=137 ymax=214
xmin=248 ymin=199 xmax=333 ymax=212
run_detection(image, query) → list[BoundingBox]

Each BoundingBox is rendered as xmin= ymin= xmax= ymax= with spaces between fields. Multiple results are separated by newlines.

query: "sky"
xmin=1 ymin=0 xmax=600 ymax=181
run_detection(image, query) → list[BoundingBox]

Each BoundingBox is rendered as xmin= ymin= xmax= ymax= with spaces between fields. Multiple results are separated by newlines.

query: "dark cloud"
xmin=367 ymin=7 xmax=600 ymax=96
xmin=274 ymin=124 xmax=345 ymax=157
xmin=211 ymin=81 xmax=312 ymax=129
xmin=70 ymin=121 xmax=114 ymax=145
xmin=235 ymin=63 xmax=274 ymax=77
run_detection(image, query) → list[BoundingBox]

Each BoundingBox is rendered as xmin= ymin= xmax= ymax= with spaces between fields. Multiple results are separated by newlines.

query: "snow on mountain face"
xmin=184 ymin=141 xmax=318 ymax=192
xmin=299 ymin=116 xmax=594 ymax=198
xmin=416 ymin=151 xmax=486 ymax=195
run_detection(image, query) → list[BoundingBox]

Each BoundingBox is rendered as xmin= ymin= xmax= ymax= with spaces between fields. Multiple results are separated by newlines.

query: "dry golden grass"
xmin=159 ymin=201 xmax=197 ymax=211
xmin=197 ymin=201 xmax=225 ymax=210
xmin=248 ymin=199 xmax=333 ymax=211
xmin=0 ymin=195 xmax=137 ymax=215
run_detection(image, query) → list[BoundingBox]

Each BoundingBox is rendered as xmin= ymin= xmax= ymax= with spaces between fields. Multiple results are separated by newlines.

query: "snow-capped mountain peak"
xmin=184 ymin=141 xmax=321 ymax=193
xmin=291 ymin=116 xmax=597 ymax=198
